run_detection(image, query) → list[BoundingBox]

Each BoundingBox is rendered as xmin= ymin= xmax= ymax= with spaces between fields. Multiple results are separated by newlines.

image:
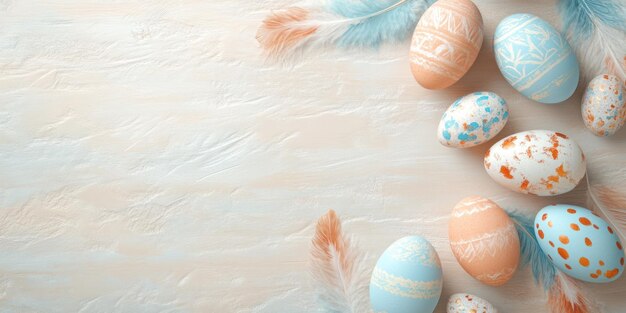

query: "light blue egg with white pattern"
xmin=494 ymin=14 xmax=579 ymax=104
xmin=370 ymin=236 xmax=443 ymax=313
xmin=438 ymin=92 xmax=509 ymax=148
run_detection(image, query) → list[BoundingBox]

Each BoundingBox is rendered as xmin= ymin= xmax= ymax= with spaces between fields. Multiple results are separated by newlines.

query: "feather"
xmin=508 ymin=211 xmax=556 ymax=290
xmin=558 ymin=0 xmax=626 ymax=81
xmin=309 ymin=210 xmax=371 ymax=313
xmin=508 ymin=211 xmax=596 ymax=313
xmin=586 ymin=175 xmax=626 ymax=242
xmin=257 ymin=0 xmax=435 ymax=60
xmin=548 ymin=271 xmax=592 ymax=313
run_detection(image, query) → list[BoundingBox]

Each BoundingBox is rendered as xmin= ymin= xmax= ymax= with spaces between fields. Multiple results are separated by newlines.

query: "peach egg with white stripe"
xmin=448 ymin=196 xmax=520 ymax=286
xmin=409 ymin=0 xmax=483 ymax=89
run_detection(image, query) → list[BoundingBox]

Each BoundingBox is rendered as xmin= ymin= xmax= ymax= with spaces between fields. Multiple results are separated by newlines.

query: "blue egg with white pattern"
xmin=494 ymin=14 xmax=579 ymax=104
xmin=437 ymin=92 xmax=509 ymax=148
xmin=370 ymin=236 xmax=443 ymax=313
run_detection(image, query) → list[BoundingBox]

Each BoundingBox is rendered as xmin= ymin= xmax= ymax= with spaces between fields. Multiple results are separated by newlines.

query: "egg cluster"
xmin=370 ymin=0 xmax=625 ymax=312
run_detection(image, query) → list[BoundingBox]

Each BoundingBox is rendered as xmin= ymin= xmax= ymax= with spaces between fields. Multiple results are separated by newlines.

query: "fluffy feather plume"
xmin=548 ymin=271 xmax=592 ymax=313
xmin=509 ymin=211 xmax=556 ymax=290
xmin=310 ymin=210 xmax=371 ymax=313
xmin=508 ymin=211 xmax=595 ymax=313
xmin=587 ymin=175 xmax=626 ymax=242
xmin=257 ymin=0 xmax=435 ymax=60
xmin=558 ymin=0 xmax=626 ymax=81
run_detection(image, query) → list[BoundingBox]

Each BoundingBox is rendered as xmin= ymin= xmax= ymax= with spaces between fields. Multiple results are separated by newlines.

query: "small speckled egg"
xmin=438 ymin=92 xmax=509 ymax=148
xmin=581 ymin=74 xmax=626 ymax=136
xmin=370 ymin=236 xmax=443 ymax=313
xmin=484 ymin=130 xmax=586 ymax=196
xmin=494 ymin=14 xmax=579 ymax=103
xmin=447 ymin=293 xmax=497 ymax=313
xmin=409 ymin=0 xmax=483 ymax=89
xmin=449 ymin=196 xmax=519 ymax=286
xmin=535 ymin=204 xmax=625 ymax=283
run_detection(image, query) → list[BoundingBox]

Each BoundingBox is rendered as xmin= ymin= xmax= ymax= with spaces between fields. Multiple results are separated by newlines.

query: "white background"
xmin=1 ymin=0 xmax=625 ymax=312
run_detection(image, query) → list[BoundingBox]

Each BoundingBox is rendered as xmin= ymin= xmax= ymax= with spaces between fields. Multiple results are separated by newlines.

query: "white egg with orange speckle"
xmin=483 ymin=130 xmax=586 ymax=196
xmin=447 ymin=293 xmax=497 ymax=313
xmin=581 ymin=74 xmax=626 ymax=136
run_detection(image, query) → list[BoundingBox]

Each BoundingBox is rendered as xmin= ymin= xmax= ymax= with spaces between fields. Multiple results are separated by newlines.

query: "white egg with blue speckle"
xmin=370 ymin=236 xmax=443 ymax=313
xmin=438 ymin=92 xmax=509 ymax=148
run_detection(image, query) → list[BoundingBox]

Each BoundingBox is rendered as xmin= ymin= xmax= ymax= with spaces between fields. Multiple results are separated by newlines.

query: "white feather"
xmin=585 ymin=153 xmax=626 ymax=243
xmin=572 ymin=22 xmax=626 ymax=81
xmin=309 ymin=210 xmax=372 ymax=313
xmin=310 ymin=238 xmax=372 ymax=313
xmin=559 ymin=0 xmax=626 ymax=82
xmin=587 ymin=175 xmax=626 ymax=243
xmin=556 ymin=271 xmax=580 ymax=304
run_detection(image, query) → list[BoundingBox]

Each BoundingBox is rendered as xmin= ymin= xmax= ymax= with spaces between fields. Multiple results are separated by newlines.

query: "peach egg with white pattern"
xmin=484 ymin=130 xmax=586 ymax=196
xmin=409 ymin=0 xmax=483 ymax=89
xmin=448 ymin=196 xmax=520 ymax=286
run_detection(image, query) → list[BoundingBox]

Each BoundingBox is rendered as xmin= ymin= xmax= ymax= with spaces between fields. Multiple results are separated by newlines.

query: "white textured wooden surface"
xmin=1 ymin=0 xmax=625 ymax=312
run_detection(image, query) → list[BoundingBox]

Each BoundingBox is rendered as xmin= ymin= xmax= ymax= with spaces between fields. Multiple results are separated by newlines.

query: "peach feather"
xmin=309 ymin=210 xmax=371 ymax=313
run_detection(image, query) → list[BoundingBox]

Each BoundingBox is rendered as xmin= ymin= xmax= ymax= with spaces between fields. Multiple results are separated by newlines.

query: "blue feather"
xmin=557 ymin=0 xmax=626 ymax=80
xmin=330 ymin=0 xmax=437 ymax=47
xmin=257 ymin=0 xmax=435 ymax=60
xmin=507 ymin=211 xmax=556 ymax=291
xmin=559 ymin=0 xmax=626 ymax=38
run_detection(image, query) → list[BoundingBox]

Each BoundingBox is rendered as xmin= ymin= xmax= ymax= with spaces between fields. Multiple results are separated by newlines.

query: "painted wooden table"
xmin=1 ymin=0 xmax=625 ymax=312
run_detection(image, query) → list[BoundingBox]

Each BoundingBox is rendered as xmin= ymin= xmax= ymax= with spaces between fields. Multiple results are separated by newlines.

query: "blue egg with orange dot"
xmin=535 ymin=204 xmax=624 ymax=283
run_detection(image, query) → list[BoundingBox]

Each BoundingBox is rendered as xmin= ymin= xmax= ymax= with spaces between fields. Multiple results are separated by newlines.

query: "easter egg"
xmin=447 ymin=293 xmax=497 ymax=313
xmin=370 ymin=236 xmax=443 ymax=313
xmin=409 ymin=0 xmax=483 ymax=89
xmin=448 ymin=196 xmax=520 ymax=286
xmin=581 ymin=74 xmax=626 ymax=136
xmin=438 ymin=92 xmax=509 ymax=148
xmin=484 ymin=130 xmax=586 ymax=196
xmin=535 ymin=204 xmax=625 ymax=283
xmin=494 ymin=14 xmax=579 ymax=103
